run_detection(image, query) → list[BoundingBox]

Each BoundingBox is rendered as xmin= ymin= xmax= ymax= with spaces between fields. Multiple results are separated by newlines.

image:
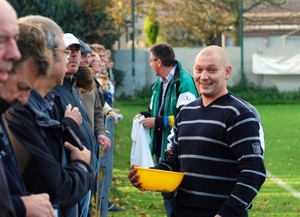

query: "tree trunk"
xmin=232 ymin=21 xmax=240 ymax=46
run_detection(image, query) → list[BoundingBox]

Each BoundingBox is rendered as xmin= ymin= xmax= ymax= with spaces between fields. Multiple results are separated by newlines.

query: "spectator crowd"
xmin=0 ymin=1 xmax=123 ymax=216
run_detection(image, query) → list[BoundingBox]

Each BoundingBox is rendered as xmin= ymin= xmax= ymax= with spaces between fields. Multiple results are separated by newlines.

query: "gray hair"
xmin=18 ymin=15 xmax=64 ymax=63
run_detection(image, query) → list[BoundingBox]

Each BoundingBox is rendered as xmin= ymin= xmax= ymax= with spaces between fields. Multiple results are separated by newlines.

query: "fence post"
xmin=98 ymin=115 xmax=114 ymax=216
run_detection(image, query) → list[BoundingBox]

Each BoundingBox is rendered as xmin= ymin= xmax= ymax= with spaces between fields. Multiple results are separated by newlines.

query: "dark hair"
xmin=149 ymin=43 xmax=176 ymax=67
xmin=74 ymin=64 xmax=95 ymax=93
xmin=12 ymin=22 xmax=50 ymax=78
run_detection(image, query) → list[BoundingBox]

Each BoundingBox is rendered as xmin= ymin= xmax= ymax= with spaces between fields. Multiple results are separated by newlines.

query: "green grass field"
xmin=107 ymin=102 xmax=300 ymax=217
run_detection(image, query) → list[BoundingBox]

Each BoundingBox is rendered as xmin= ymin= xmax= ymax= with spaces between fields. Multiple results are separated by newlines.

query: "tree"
xmin=54 ymin=0 xmax=121 ymax=49
xmin=9 ymin=0 xmax=121 ymax=50
xmin=55 ymin=0 xmax=84 ymax=36
xmin=107 ymin=0 xmax=147 ymax=47
xmin=8 ymin=0 xmax=56 ymax=18
xmin=147 ymin=0 xmax=286 ymax=46
xmin=144 ymin=5 xmax=160 ymax=45
xmin=156 ymin=0 xmax=231 ymax=46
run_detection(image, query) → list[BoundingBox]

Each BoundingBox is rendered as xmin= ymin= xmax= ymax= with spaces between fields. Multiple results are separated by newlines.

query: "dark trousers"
xmin=162 ymin=192 xmax=175 ymax=217
xmin=155 ymin=130 xmax=175 ymax=216
xmin=171 ymin=202 xmax=248 ymax=217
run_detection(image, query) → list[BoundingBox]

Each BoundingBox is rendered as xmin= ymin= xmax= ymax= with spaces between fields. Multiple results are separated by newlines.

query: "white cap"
xmin=63 ymin=33 xmax=81 ymax=48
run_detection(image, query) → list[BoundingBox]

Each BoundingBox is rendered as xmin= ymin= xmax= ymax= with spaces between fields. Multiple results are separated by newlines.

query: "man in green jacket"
xmin=133 ymin=43 xmax=199 ymax=217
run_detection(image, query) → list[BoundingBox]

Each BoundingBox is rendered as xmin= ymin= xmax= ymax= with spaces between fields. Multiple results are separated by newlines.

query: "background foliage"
xmin=144 ymin=4 xmax=160 ymax=46
xmin=9 ymin=0 xmax=287 ymax=48
xmin=8 ymin=0 xmax=120 ymax=49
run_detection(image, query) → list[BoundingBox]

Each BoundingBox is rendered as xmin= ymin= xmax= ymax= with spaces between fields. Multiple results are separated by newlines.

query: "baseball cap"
xmin=63 ymin=33 xmax=83 ymax=48
xmin=79 ymin=39 xmax=92 ymax=55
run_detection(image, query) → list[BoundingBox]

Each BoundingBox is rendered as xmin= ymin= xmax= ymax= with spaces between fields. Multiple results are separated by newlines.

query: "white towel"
xmin=130 ymin=115 xmax=154 ymax=167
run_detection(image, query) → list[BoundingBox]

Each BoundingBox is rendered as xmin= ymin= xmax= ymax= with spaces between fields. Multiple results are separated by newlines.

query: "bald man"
xmin=129 ymin=45 xmax=266 ymax=217
xmin=0 ymin=1 xmax=55 ymax=216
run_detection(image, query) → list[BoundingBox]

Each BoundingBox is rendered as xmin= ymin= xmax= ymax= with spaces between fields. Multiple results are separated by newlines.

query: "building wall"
xmin=114 ymin=46 xmax=300 ymax=97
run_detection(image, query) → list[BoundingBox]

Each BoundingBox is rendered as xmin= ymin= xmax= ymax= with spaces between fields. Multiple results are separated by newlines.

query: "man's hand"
xmin=64 ymin=104 xmax=82 ymax=126
xmin=108 ymin=110 xmax=119 ymax=124
xmin=128 ymin=164 xmax=145 ymax=191
xmin=164 ymin=149 xmax=172 ymax=158
xmin=64 ymin=142 xmax=91 ymax=164
xmin=133 ymin=114 xmax=141 ymax=120
xmin=98 ymin=135 xmax=111 ymax=152
xmin=21 ymin=193 xmax=55 ymax=217
xmin=140 ymin=117 xmax=155 ymax=129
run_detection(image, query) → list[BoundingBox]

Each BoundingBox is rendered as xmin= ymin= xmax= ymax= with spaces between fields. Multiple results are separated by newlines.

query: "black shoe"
xmin=108 ymin=204 xmax=125 ymax=212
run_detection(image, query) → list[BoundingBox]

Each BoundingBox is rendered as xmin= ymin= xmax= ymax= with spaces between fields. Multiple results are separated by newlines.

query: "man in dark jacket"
xmin=52 ymin=33 xmax=103 ymax=217
xmin=0 ymin=3 xmax=55 ymax=217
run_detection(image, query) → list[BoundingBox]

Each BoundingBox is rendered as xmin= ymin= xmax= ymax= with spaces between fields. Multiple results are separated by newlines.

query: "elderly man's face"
xmin=65 ymin=44 xmax=81 ymax=77
xmin=0 ymin=1 xmax=21 ymax=86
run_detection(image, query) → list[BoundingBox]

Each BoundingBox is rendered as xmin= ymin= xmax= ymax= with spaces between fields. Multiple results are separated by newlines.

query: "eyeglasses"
xmin=149 ymin=58 xmax=158 ymax=63
xmin=55 ymin=48 xmax=71 ymax=58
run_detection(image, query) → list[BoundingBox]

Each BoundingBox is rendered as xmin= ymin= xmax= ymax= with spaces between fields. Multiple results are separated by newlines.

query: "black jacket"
xmin=3 ymin=90 xmax=93 ymax=214
xmin=0 ymin=160 xmax=17 ymax=217
xmin=53 ymin=77 xmax=97 ymax=153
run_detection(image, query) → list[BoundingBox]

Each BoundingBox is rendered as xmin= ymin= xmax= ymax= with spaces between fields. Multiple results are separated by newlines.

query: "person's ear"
xmin=157 ymin=59 xmax=162 ymax=67
xmin=225 ymin=65 xmax=232 ymax=80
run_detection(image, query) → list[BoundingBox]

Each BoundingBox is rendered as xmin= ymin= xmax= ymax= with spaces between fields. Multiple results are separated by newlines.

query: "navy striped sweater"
xmin=155 ymin=93 xmax=266 ymax=216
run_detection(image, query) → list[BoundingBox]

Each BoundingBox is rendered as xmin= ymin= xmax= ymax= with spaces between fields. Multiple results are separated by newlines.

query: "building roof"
xmin=245 ymin=0 xmax=300 ymax=12
xmin=244 ymin=0 xmax=300 ymax=34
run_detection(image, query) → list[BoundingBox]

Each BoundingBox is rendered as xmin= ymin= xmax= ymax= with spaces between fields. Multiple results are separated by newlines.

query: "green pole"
xmin=239 ymin=0 xmax=244 ymax=92
xmin=132 ymin=0 xmax=136 ymax=95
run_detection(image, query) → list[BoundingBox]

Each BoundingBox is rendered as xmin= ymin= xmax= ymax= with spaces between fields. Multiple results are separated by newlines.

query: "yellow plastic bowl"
xmin=136 ymin=167 xmax=184 ymax=193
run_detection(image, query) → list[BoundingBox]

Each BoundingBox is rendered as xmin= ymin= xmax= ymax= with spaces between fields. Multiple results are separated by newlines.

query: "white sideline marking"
xmin=267 ymin=171 xmax=300 ymax=199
